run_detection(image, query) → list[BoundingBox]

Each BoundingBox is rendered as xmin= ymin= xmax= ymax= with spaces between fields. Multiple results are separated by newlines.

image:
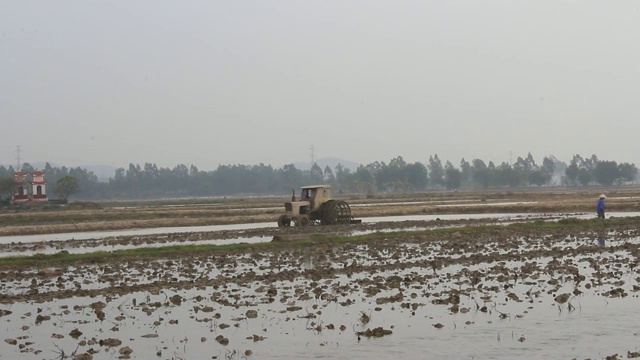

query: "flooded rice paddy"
xmin=3 ymin=212 xmax=640 ymax=259
xmin=0 ymin=213 xmax=572 ymax=258
xmin=1 ymin=212 xmax=640 ymax=359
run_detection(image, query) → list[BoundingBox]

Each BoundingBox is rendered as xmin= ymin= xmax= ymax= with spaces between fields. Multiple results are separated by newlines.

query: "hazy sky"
xmin=2 ymin=1 xmax=640 ymax=170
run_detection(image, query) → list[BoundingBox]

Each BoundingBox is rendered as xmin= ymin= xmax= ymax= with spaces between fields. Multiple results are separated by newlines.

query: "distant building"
xmin=12 ymin=170 xmax=29 ymax=203
xmin=31 ymin=170 xmax=48 ymax=202
xmin=12 ymin=169 xmax=48 ymax=204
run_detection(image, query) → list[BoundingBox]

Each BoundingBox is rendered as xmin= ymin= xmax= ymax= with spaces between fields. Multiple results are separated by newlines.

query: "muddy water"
xmin=3 ymin=212 xmax=640 ymax=259
xmin=0 ymin=213 xmax=580 ymax=258
xmin=1 ymin=228 xmax=639 ymax=359
xmin=0 ymin=213 xmax=542 ymax=259
xmin=0 ymin=211 xmax=615 ymax=244
xmin=363 ymin=211 xmax=640 ymax=223
xmin=5 ymin=286 xmax=632 ymax=359
xmin=0 ymin=222 xmax=273 ymax=243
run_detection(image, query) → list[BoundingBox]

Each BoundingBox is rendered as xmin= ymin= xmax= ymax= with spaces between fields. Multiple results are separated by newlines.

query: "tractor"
xmin=277 ymin=185 xmax=361 ymax=227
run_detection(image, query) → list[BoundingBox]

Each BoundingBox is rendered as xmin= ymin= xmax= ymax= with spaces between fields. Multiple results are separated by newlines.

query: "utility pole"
xmin=16 ymin=145 xmax=21 ymax=170
xmin=310 ymin=145 xmax=315 ymax=165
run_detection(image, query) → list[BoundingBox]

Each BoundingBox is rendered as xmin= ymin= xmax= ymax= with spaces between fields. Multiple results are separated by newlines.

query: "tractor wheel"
xmin=320 ymin=200 xmax=337 ymax=225
xmin=334 ymin=200 xmax=353 ymax=224
xmin=321 ymin=200 xmax=353 ymax=225
xmin=277 ymin=215 xmax=291 ymax=227
xmin=296 ymin=217 xmax=310 ymax=227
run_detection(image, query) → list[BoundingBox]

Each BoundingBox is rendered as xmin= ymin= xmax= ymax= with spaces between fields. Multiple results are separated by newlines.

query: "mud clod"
xmin=356 ymin=327 xmax=393 ymax=337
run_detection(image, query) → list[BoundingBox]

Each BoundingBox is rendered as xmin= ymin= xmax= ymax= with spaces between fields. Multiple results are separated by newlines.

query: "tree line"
xmin=0 ymin=153 xmax=637 ymax=201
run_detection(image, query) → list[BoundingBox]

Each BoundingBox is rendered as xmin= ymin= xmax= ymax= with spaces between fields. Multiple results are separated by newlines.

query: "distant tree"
xmin=67 ymin=166 xmax=100 ymax=198
xmin=443 ymin=161 xmax=461 ymax=190
xmin=618 ymin=163 xmax=638 ymax=183
xmin=0 ymin=177 xmax=16 ymax=203
xmin=279 ymin=164 xmax=303 ymax=190
xmin=189 ymin=170 xmax=214 ymax=196
xmin=375 ymin=166 xmax=394 ymax=191
xmin=495 ymin=163 xmax=521 ymax=188
xmin=211 ymin=165 xmax=236 ymax=195
xmin=250 ymin=163 xmax=276 ymax=193
xmin=334 ymin=163 xmax=352 ymax=190
xmin=584 ymin=154 xmax=599 ymax=172
xmin=593 ymin=161 xmax=619 ymax=186
xmin=512 ymin=153 xmax=537 ymax=185
xmin=365 ymin=161 xmax=384 ymax=173
xmin=54 ymin=175 xmax=80 ymax=200
xmin=352 ymin=165 xmax=375 ymax=193
xmin=471 ymin=159 xmax=490 ymax=188
xmin=405 ymin=162 xmax=428 ymax=190
xmin=577 ymin=168 xmax=593 ymax=186
xmin=388 ymin=156 xmax=406 ymax=168
xmin=563 ymin=154 xmax=596 ymax=186
xmin=472 ymin=159 xmax=487 ymax=170
xmin=565 ymin=159 xmax=579 ymax=185
xmin=375 ymin=157 xmax=409 ymax=192
xmin=323 ymin=165 xmax=335 ymax=184
xmin=309 ymin=163 xmax=324 ymax=184
xmin=428 ymin=155 xmax=444 ymax=187
xmin=528 ymin=170 xmax=548 ymax=187
xmin=0 ymin=166 xmax=10 ymax=178
xmin=21 ymin=162 xmax=35 ymax=173
xmin=17 ymin=153 xmax=638 ymax=199
xmin=189 ymin=164 xmax=198 ymax=176
xmin=459 ymin=158 xmax=472 ymax=186
xmin=541 ymin=156 xmax=556 ymax=183
xmin=551 ymin=157 xmax=568 ymax=180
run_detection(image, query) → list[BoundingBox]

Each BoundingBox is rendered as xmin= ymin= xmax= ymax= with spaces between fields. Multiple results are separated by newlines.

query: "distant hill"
xmin=292 ymin=157 xmax=360 ymax=171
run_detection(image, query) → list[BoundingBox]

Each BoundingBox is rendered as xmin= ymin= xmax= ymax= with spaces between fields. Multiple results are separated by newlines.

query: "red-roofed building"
xmin=12 ymin=171 xmax=29 ymax=203
xmin=11 ymin=169 xmax=48 ymax=204
xmin=31 ymin=170 xmax=48 ymax=202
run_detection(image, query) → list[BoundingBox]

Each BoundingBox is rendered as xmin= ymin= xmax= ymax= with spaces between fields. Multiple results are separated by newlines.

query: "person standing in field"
xmin=596 ymin=194 xmax=606 ymax=218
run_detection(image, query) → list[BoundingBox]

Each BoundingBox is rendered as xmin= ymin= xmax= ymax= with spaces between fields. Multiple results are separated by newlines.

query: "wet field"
xmin=3 ymin=211 xmax=640 ymax=259
xmin=0 ymin=212 xmax=556 ymax=258
xmin=1 ymin=211 xmax=640 ymax=359
xmin=2 ymin=189 xmax=640 ymax=359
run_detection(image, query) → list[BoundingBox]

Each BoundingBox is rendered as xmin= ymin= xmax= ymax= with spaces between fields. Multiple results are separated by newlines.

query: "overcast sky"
xmin=2 ymin=1 xmax=640 ymax=171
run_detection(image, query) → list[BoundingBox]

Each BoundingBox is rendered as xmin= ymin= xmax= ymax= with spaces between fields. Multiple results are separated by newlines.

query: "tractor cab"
xmin=300 ymin=185 xmax=332 ymax=211
xmin=278 ymin=184 xmax=359 ymax=227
